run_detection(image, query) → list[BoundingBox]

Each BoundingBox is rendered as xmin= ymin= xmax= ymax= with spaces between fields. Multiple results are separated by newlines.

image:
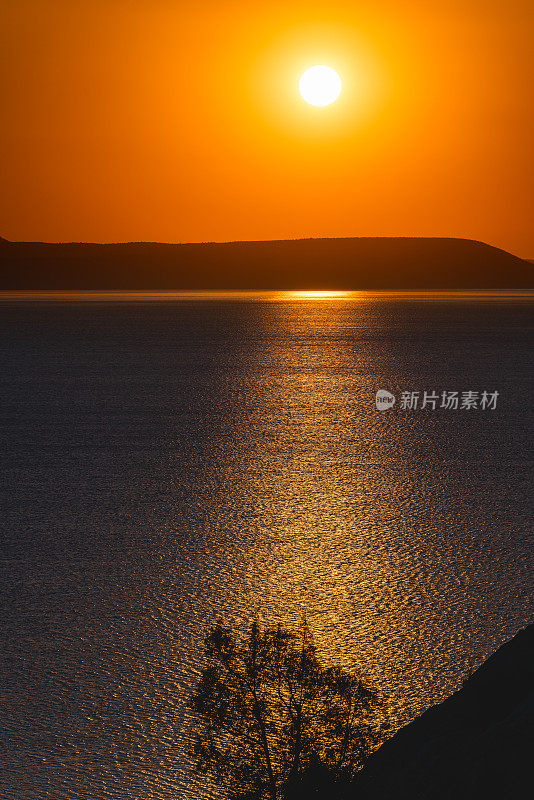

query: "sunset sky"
xmin=1 ymin=0 xmax=533 ymax=257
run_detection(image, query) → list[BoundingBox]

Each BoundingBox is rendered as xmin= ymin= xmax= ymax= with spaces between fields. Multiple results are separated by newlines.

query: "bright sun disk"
xmin=299 ymin=65 xmax=342 ymax=107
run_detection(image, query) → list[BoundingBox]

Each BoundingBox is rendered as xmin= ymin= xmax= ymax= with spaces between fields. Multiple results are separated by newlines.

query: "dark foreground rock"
xmin=347 ymin=623 xmax=534 ymax=800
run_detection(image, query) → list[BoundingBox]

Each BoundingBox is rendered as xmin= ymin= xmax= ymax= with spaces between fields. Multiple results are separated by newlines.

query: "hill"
xmin=347 ymin=623 xmax=534 ymax=800
xmin=0 ymin=236 xmax=532 ymax=290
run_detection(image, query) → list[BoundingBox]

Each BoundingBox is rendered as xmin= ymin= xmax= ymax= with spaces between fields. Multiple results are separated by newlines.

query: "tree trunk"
xmin=289 ymin=706 xmax=302 ymax=781
xmin=253 ymin=696 xmax=277 ymax=800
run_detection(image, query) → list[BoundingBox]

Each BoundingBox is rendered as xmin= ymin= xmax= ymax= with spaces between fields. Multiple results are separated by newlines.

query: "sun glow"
xmin=299 ymin=65 xmax=342 ymax=106
xmin=287 ymin=291 xmax=351 ymax=299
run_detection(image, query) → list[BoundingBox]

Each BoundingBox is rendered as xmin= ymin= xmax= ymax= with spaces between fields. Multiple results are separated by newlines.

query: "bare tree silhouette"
xmin=190 ymin=618 xmax=387 ymax=799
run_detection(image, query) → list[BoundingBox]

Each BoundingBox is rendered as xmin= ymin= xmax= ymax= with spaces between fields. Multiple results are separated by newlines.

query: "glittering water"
xmin=1 ymin=293 xmax=533 ymax=799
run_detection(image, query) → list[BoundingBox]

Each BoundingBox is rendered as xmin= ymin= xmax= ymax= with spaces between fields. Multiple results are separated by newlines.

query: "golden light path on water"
xmin=202 ymin=297 xmax=443 ymax=683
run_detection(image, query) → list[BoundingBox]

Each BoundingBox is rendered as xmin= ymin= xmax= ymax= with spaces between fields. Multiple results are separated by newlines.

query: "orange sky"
xmin=1 ymin=0 xmax=533 ymax=257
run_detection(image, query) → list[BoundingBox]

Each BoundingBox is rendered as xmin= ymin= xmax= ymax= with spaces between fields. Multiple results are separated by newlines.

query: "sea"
xmin=1 ymin=291 xmax=533 ymax=799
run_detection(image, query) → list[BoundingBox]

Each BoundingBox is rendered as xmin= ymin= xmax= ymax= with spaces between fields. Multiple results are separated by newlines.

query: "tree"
xmin=190 ymin=618 xmax=387 ymax=799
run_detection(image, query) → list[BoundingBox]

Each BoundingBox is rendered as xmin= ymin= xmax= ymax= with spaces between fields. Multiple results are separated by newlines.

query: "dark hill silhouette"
xmin=0 ymin=236 xmax=532 ymax=290
xmin=346 ymin=623 xmax=534 ymax=800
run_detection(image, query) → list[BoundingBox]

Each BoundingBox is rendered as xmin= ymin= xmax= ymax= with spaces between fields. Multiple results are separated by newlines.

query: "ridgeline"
xmin=0 ymin=236 xmax=532 ymax=290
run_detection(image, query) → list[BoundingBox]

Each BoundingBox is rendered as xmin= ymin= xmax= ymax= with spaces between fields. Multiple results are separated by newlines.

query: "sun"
xmin=299 ymin=65 xmax=342 ymax=107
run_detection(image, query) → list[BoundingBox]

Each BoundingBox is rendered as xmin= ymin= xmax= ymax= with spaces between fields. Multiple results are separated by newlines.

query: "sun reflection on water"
xmin=283 ymin=290 xmax=355 ymax=299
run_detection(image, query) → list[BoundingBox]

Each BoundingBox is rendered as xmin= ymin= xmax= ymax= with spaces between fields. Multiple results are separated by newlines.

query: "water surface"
xmin=1 ymin=292 xmax=533 ymax=799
